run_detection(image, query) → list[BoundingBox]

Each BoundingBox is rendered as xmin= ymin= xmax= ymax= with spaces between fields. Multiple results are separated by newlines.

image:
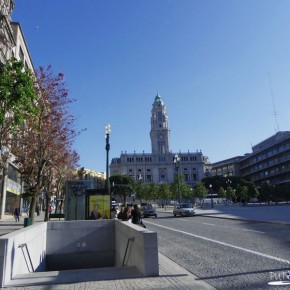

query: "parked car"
xmin=141 ymin=204 xmax=157 ymax=218
xmin=173 ymin=203 xmax=195 ymax=217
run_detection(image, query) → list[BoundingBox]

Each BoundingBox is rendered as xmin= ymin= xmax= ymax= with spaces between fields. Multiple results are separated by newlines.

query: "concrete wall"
xmin=0 ymin=222 xmax=47 ymax=287
xmin=46 ymin=220 xmax=115 ymax=270
xmin=115 ymin=222 xmax=159 ymax=276
xmin=0 ymin=220 xmax=159 ymax=287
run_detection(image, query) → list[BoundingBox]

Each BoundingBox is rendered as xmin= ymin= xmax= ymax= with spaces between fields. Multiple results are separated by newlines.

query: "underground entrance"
xmin=0 ymin=220 xmax=159 ymax=288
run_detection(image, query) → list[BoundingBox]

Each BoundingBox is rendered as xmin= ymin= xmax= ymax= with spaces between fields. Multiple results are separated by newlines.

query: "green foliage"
xmin=170 ymin=174 xmax=192 ymax=201
xmin=0 ymin=58 xmax=38 ymax=130
xmin=193 ymin=182 xmax=208 ymax=200
xmin=236 ymin=184 xmax=248 ymax=201
xmin=226 ymin=186 xmax=236 ymax=200
xmin=110 ymin=174 xmax=134 ymax=203
xmin=218 ymin=187 xmax=226 ymax=198
xmin=259 ymin=182 xmax=272 ymax=203
xmin=135 ymin=183 xmax=150 ymax=202
xmin=148 ymin=182 xmax=159 ymax=201
xmin=158 ymin=182 xmax=171 ymax=201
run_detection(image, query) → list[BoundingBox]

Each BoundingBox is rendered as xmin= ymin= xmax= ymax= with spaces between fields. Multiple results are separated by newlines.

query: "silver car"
xmin=173 ymin=203 xmax=195 ymax=217
xmin=141 ymin=204 xmax=157 ymax=218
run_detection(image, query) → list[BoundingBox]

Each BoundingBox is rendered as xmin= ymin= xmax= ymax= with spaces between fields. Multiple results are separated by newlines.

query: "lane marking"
xmin=202 ymin=222 xmax=215 ymax=226
xmin=242 ymin=229 xmax=265 ymax=234
xmin=144 ymin=221 xmax=290 ymax=265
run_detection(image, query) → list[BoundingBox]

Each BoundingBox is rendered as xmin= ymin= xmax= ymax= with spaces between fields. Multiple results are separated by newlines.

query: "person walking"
xmin=13 ymin=207 xmax=20 ymax=222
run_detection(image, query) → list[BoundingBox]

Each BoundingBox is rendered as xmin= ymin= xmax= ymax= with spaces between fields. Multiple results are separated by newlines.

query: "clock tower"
xmin=150 ymin=93 xmax=170 ymax=154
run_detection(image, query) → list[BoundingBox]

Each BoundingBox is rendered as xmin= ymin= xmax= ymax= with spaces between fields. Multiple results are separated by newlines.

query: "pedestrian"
xmin=13 ymin=207 xmax=20 ymax=222
xmin=130 ymin=204 xmax=142 ymax=225
xmin=110 ymin=206 xmax=117 ymax=219
xmin=117 ymin=206 xmax=129 ymax=221
xmin=36 ymin=204 xmax=40 ymax=216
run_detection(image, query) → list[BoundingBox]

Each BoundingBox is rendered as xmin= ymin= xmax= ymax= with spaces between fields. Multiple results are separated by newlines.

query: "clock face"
xmin=159 ymin=135 xmax=164 ymax=140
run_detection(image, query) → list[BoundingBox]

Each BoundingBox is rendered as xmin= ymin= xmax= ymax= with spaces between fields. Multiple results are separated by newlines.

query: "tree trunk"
xmin=44 ymin=191 xmax=49 ymax=221
xmin=29 ymin=196 xmax=36 ymax=224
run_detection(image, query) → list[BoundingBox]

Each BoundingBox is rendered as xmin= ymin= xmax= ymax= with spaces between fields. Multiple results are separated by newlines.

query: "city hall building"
xmin=110 ymin=94 xmax=211 ymax=187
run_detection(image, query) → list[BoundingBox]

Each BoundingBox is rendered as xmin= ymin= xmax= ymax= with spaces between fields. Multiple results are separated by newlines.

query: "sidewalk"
xmin=0 ymin=212 xmax=216 ymax=290
xmin=0 ymin=211 xmax=46 ymax=237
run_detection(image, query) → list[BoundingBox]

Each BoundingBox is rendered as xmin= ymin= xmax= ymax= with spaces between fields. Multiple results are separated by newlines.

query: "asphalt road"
xmin=143 ymin=212 xmax=290 ymax=290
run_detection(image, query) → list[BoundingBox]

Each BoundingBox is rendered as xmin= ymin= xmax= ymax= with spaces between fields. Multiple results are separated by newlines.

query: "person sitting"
xmin=130 ymin=204 xmax=141 ymax=225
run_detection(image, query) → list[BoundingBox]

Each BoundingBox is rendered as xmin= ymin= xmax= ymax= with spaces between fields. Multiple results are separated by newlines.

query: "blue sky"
xmin=13 ymin=0 xmax=290 ymax=172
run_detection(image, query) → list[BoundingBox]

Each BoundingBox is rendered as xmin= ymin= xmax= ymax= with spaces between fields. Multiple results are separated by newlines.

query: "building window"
xmin=19 ymin=46 xmax=24 ymax=62
xmin=158 ymin=141 xmax=165 ymax=154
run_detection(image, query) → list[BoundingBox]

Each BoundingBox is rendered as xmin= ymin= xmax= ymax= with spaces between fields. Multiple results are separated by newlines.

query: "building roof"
xmin=153 ymin=92 xmax=164 ymax=106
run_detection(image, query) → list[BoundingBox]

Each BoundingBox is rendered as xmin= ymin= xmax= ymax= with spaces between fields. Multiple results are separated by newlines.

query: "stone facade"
xmin=110 ymin=94 xmax=211 ymax=187
xmin=0 ymin=0 xmax=15 ymax=62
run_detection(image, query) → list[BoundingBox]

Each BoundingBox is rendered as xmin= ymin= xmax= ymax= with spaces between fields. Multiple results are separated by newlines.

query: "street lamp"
xmin=174 ymin=154 xmax=181 ymax=204
xmin=226 ymin=179 xmax=232 ymax=205
xmin=105 ymin=123 xmax=111 ymax=199
xmin=209 ymin=184 xmax=213 ymax=208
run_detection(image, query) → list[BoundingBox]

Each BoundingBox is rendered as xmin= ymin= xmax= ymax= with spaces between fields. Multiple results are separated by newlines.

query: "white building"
xmin=110 ymin=94 xmax=211 ymax=187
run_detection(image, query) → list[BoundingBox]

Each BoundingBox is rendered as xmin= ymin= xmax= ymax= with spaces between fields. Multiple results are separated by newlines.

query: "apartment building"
xmin=0 ymin=0 xmax=35 ymax=216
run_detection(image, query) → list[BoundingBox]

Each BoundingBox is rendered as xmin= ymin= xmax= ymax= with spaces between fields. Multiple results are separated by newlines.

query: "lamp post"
xmin=174 ymin=154 xmax=181 ymax=204
xmin=209 ymin=184 xmax=213 ymax=208
xmin=105 ymin=123 xmax=111 ymax=200
xmin=226 ymin=179 xmax=232 ymax=205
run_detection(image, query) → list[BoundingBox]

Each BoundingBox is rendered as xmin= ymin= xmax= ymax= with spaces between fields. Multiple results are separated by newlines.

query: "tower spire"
xmin=150 ymin=93 xmax=170 ymax=154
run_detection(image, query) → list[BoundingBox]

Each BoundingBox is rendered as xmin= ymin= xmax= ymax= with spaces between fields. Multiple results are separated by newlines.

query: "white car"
xmin=173 ymin=203 xmax=195 ymax=217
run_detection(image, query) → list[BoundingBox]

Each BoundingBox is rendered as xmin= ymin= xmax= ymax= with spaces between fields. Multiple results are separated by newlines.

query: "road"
xmin=143 ymin=211 xmax=290 ymax=290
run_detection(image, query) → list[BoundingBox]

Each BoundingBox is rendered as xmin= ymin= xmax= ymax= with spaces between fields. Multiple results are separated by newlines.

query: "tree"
xmin=171 ymin=174 xmax=191 ymax=202
xmin=148 ymin=182 xmax=159 ymax=202
xmin=259 ymin=182 xmax=272 ymax=204
xmin=12 ymin=66 xmax=78 ymax=223
xmin=135 ymin=183 xmax=149 ymax=203
xmin=218 ymin=187 xmax=226 ymax=203
xmin=158 ymin=182 xmax=171 ymax=207
xmin=110 ymin=174 xmax=134 ymax=204
xmin=236 ymin=184 xmax=248 ymax=204
xmin=193 ymin=182 xmax=207 ymax=205
xmin=0 ymin=58 xmax=38 ymax=217
xmin=42 ymin=150 xmax=79 ymax=221
xmin=226 ymin=186 xmax=236 ymax=203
